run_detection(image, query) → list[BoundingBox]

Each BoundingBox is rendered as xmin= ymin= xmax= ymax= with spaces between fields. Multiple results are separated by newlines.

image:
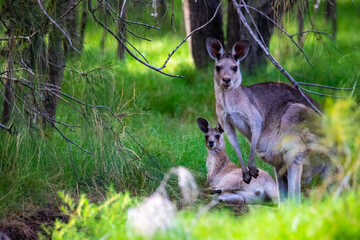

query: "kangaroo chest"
xmin=216 ymin=90 xmax=252 ymax=140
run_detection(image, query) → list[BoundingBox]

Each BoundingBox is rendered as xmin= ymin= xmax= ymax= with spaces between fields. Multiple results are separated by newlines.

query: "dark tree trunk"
xmin=44 ymin=1 xmax=67 ymax=123
xmin=325 ymin=0 xmax=337 ymax=39
xmin=64 ymin=0 xmax=79 ymax=55
xmin=227 ymin=0 xmax=277 ymax=73
xmin=297 ymin=4 xmax=305 ymax=46
xmin=1 ymin=41 xmax=15 ymax=125
xmin=183 ymin=0 xmax=224 ymax=68
xmin=79 ymin=0 xmax=88 ymax=52
xmin=117 ymin=0 xmax=126 ymax=59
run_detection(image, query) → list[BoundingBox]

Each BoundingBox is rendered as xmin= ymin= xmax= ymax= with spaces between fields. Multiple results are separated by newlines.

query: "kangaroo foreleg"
xmin=248 ymin=125 xmax=261 ymax=178
xmin=223 ymin=123 xmax=251 ymax=183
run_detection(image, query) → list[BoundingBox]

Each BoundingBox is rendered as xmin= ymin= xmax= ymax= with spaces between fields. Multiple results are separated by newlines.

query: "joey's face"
xmin=214 ymin=57 xmax=242 ymax=89
xmin=197 ymin=118 xmax=225 ymax=151
xmin=204 ymin=128 xmax=224 ymax=150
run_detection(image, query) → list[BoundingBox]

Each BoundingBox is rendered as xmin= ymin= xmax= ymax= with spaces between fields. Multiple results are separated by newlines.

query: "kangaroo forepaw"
xmin=211 ymin=189 xmax=222 ymax=194
xmin=249 ymin=166 xmax=259 ymax=178
xmin=242 ymin=171 xmax=252 ymax=184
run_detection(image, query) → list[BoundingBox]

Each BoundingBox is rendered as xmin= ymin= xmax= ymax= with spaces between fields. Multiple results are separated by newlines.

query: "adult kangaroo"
xmin=206 ymin=37 xmax=329 ymax=203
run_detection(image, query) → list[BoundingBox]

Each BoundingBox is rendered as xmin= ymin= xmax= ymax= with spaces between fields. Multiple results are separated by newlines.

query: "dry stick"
xmin=234 ymin=0 xmax=322 ymax=114
xmin=239 ymin=4 xmax=315 ymax=68
xmin=38 ymin=0 xmax=81 ymax=54
xmin=159 ymin=2 xmax=222 ymax=70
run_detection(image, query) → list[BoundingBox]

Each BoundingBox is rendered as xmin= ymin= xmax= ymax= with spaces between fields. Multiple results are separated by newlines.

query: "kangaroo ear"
xmin=206 ymin=37 xmax=224 ymax=60
xmin=197 ymin=118 xmax=211 ymax=134
xmin=232 ymin=40 xmax=250 ymax=62
xmin=216 ymin=123 xmax=224 ymax=134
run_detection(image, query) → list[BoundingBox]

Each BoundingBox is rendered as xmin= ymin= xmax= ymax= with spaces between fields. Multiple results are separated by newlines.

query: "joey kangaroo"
xmin=197 ymin=118 xmax=278 ymax=205
xmin=206 ymin=38 xmax=330 ymax=203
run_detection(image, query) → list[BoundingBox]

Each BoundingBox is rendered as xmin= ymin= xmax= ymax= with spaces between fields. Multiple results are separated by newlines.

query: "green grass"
xmin=1 ymin=0 xmax=360 ymax=235
xmin=47 ymin=188 xmax=360 ymax=239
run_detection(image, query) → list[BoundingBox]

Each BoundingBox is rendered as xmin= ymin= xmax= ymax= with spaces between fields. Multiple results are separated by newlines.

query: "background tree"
xmin=183 ymin=0 xmax=224 ymax=68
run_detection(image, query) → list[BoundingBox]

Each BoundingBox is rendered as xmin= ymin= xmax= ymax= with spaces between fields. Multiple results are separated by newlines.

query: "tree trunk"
xmin=227 ymin=0 xmax=277 ymax=73
xmin=1 ymin=40 xmax=15 ymax=125
xmin=325 ymin=0 xmax=337 ymax=39
xmin=183 ymin=0 xmax=224 ymax=68
xmin=117 ymin=0 xmax=126 ymax=59
xmin=79 ymin=0 xmax=88 ymax=52
xmin=44 ymin=1 xmax=66 ymax=123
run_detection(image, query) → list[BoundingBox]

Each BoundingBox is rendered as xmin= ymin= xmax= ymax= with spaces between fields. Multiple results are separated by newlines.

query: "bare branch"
xmin=297 ymin=82 xmax=360 ymax=90
xmin=45 ymin=87 xmax=162 ymax=171
xmin=239 ymin=4 xmax=314 ymax=68
xmin=298 ymin=86 xmax=349 ymax=98
xmin=87 ymin=0 xmax=182 ymax=77
xmin=59 ymin=0 xmax=83 ymax=19
xmin=158 ymin=2 xmax=222 ymax=71
xmin=38 ymin=0 xmax=81 ymax=54
xmin=234 ymin=0 xmax=322 ymax=114
xmin=0 ymin=122 xmax=13 ymax=134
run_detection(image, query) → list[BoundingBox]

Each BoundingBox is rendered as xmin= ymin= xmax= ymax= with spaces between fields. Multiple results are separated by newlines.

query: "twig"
xmin=239 ymin=4 xmax=314 ymax=68
xmin=0 ymin=123 xmax=13 ymax=134
xmin=158 ymin=2 xmax=222 ymax=70
xmin=88 ymin=0 xmax=182 ymax=78
xmin=45 ymin=87 xmax=162 ymax=171
xmin=299 ymin=86 xmax=349 ymax=98
xmin=234 ymin=0 xmax=322 ymax=114
xmin=38 ymin=0 xmax=81 ymax=54
xmin=59 ymin=0 xmax=83 ymax=19
xmin=297 ymin=82 xmax=360 ymax=90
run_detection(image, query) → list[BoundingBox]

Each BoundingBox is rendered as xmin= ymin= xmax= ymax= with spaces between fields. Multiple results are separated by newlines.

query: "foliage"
xmin=47 ymin=188 xmax=360 ymax=239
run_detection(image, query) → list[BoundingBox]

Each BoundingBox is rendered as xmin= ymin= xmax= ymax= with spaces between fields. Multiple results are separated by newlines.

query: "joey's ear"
xmin=216 ymin=123 xmax=224 ymax=134
xmin=206 ymin=37 xmax=224 ymax=60
xmin=197 ymin=118 xmax=211 ymax=134
xmin=232 ymin=40 xmax=250 ymax=62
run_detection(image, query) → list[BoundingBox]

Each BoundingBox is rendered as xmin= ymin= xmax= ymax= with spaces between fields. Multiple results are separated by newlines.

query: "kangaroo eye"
xmin=232 ymin=66 xmax=238 ymax=72
xmin=215 ymin=66 xmax=221 ymax=72
xmin=215 ymin=135 xmax=220 ymax=139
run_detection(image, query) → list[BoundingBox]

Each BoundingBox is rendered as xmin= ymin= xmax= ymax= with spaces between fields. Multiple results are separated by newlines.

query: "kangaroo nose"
xmin=208 ymin=141 xmax=215 ymax=147
xmin=223 ymin=78 xmax=231 ymax=83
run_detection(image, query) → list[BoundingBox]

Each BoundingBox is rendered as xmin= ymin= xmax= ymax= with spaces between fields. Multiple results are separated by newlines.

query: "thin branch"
xmin=239 ymin=4 xmax=314 ymax=68
xmin=45 ymin=87 xmax=162 ymax=171
xmin=88 ymin=0 xmax=182 ymax=78
xmin=298 ymin=86 xmax=349 ymax=98
xmin=38 ymin=0 xmax=81 ymax=54
xmin=0 ymin=33 xmax=35 ymax=42
xmin=234 ymin=0 xmax=322 ymax=114
xmin=59 ymin=0 xmax=83 ymax=19
xmin=0 ymin=123 xmax=13 ymax=134
xmin=297 ymin=82 xmax=360 ymax=90
xmin=292 ymin=30 xmax=333 ymax=38
xmin=158 ymin=2 xmax=222 ymax=70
